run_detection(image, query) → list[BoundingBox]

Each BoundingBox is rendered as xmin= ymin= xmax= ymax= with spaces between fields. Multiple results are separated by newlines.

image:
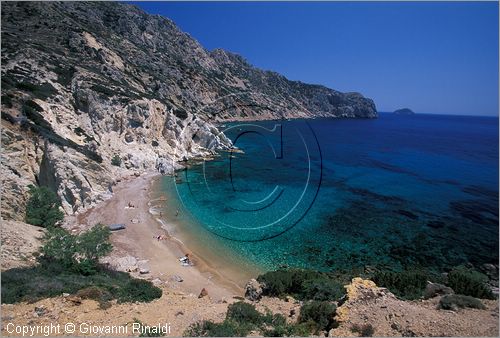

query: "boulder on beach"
xmin=424 ymin=281 xmax=454 ymax=299
xmin=138 ymin=260 xmax=150 ymax=274
xmin=112 ymin=255 xmax=138 ymax=272
xmin=152 ymin=278 xmax=163 ymax=286
xmin=169 ymin=275 xmax=184 ymax=283
xmin=198 ymin=288 xmax=208 ymax=298
xmin=245 ymin=278 xmax=264 ymax=301
xmin=108 ymin=223 xmax=126 ymax=231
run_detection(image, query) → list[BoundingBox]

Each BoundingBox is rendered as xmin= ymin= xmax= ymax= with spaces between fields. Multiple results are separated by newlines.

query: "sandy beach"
xmin=2 ymin=172 xmax=252 ymax=337
xmin=71 ymin=171 xmax=243 ymax=300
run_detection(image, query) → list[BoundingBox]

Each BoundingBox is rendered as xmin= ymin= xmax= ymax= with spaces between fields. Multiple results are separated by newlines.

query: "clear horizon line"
xmin=377 ymin=111 xmax=499 ymax=118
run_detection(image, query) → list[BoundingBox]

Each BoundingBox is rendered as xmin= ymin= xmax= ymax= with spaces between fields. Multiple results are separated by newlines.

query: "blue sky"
xmin=129 ymin=1 xmax=499 ymax=116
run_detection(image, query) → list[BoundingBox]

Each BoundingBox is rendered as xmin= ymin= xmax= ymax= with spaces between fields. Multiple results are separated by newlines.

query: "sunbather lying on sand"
xmin=179 ymin=253 xmax=193 ymax=266
xmin=154 ymin=234 xmax=165 ymax=241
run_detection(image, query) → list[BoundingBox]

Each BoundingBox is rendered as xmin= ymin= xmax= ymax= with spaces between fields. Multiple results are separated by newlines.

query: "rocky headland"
xmin=1 ymin=1 xmax=376 ymax=220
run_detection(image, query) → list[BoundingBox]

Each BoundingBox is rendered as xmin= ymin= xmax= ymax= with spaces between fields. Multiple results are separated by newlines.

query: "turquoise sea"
xmin=160 ymin=113 xmax=499 ymax=276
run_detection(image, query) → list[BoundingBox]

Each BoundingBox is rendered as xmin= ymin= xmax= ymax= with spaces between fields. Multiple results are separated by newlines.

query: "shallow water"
xmin=160 ymin=113 xmax=499 ymax=274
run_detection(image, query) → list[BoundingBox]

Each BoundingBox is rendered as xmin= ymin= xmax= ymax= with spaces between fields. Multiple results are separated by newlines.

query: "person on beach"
xmin=175 ymin=209 xmax=179 ymax=217
xmin=180 ymin=253 xmax=191 ymax=266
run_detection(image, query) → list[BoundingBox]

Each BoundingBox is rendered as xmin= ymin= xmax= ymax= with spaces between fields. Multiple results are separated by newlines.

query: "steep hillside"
xmin=1 ymin=1 xmax=376 ymax=218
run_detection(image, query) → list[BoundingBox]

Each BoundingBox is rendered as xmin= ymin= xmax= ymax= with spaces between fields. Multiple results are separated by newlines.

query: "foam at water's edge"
xmin=146 ymin=176 xmax=262 ymax=290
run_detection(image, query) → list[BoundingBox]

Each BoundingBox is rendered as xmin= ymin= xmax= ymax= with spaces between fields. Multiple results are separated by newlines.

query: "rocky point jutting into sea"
xmin=1 ymin=1 xmax=376 ymax=220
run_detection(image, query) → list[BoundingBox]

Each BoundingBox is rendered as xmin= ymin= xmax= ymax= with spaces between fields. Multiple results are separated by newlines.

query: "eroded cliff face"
xmin=1 ymin=1 xmax=377 ymax=219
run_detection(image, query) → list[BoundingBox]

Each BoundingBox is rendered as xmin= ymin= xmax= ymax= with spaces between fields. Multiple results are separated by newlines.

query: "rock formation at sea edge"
xmin=393 ymin=108 xmax=415 ymax=115
xmin=1 ymin=1 xmax=377 ymax=219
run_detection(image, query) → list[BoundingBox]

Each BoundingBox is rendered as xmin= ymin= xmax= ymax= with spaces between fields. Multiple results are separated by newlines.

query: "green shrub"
xmin=351 ymin=323 xmax=375 ymax=337
xmin=439 ymin=294 xmax=486 ymax=310
xmin=118 ymin=278 xmax=162 ymax=303
xmin=76 ymin=286 xmax=112 ymax=309
xmin=39 ymin=224 xmax=112 ymax=275
xmin=74 ymin=224 xmax=113 ymax=274
xmin=257 ymin=269 xmax=346 ymax=301
xmin=111 ymin=154 xmax=122 ymax=167
xmin=262 ymin=325 xmax=289 ymax=337
xmin=261 ymin=320 xmax=313 ymax=337
xmin=288 ymin=322 xmax=316 ymax=336
xmin=372 ymin=269 xmax=431 ymax=300
xmin=298 ymin=300 xmax=337 ymax=333
xmin=226 ymin=302 xmax=262 ymax=325
xmin=1 ymin=264 xmax=162 ymax=305
xmin=261 ymin=311 xmax=286 ymax=326
xmin=186 ymin=302 xmax=301 ymax=337
xmin=257 ymin=270 xmax=294 ymax=297
xmin=447 ymin=267 xmax=495 ymax=299
xmin=302 ymin=278 xmax=345 ymax=301
xmin=25 ymin=185 xmax=64 ymax=228
xmin=184 ymin=320 xmax=251 ymax=337
xmin=39 ymin=226 xmax=77 ymax=270
xmin=1 ymin=218 xmax=161 ymax=305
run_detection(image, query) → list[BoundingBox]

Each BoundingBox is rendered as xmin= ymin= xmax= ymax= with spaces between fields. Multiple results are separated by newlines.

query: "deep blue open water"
xmin=161 ymin=113 xmax=499 ymax=274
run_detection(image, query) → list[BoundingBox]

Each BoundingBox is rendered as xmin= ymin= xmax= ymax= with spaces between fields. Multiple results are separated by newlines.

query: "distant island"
xmin=393 ymin=108 xmax=415 ymax=115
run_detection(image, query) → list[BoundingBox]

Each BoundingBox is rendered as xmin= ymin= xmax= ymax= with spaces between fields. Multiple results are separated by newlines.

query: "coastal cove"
xmin=69 ymin=171 xmax=249 ymax=296
xmin=1 ymin=1 xmax=499 ymax=336
xmin=156 ymin=113 xmax=499 ymax=277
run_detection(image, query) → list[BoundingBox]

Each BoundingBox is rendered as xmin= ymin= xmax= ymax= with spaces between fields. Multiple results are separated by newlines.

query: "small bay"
xmin=159 ymin=113 xmax=499 ymax=276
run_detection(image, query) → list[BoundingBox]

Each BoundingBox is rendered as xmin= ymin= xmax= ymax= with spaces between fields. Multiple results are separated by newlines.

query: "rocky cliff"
xmin=1 ymin=1 xmax=377 ymax=219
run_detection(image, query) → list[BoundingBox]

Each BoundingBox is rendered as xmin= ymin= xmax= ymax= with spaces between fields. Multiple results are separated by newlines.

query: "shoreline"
xmin=149 ymin=173 xmax=264 ymax=286
xmin=71 ymin=171 xmax=245 ymax=299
